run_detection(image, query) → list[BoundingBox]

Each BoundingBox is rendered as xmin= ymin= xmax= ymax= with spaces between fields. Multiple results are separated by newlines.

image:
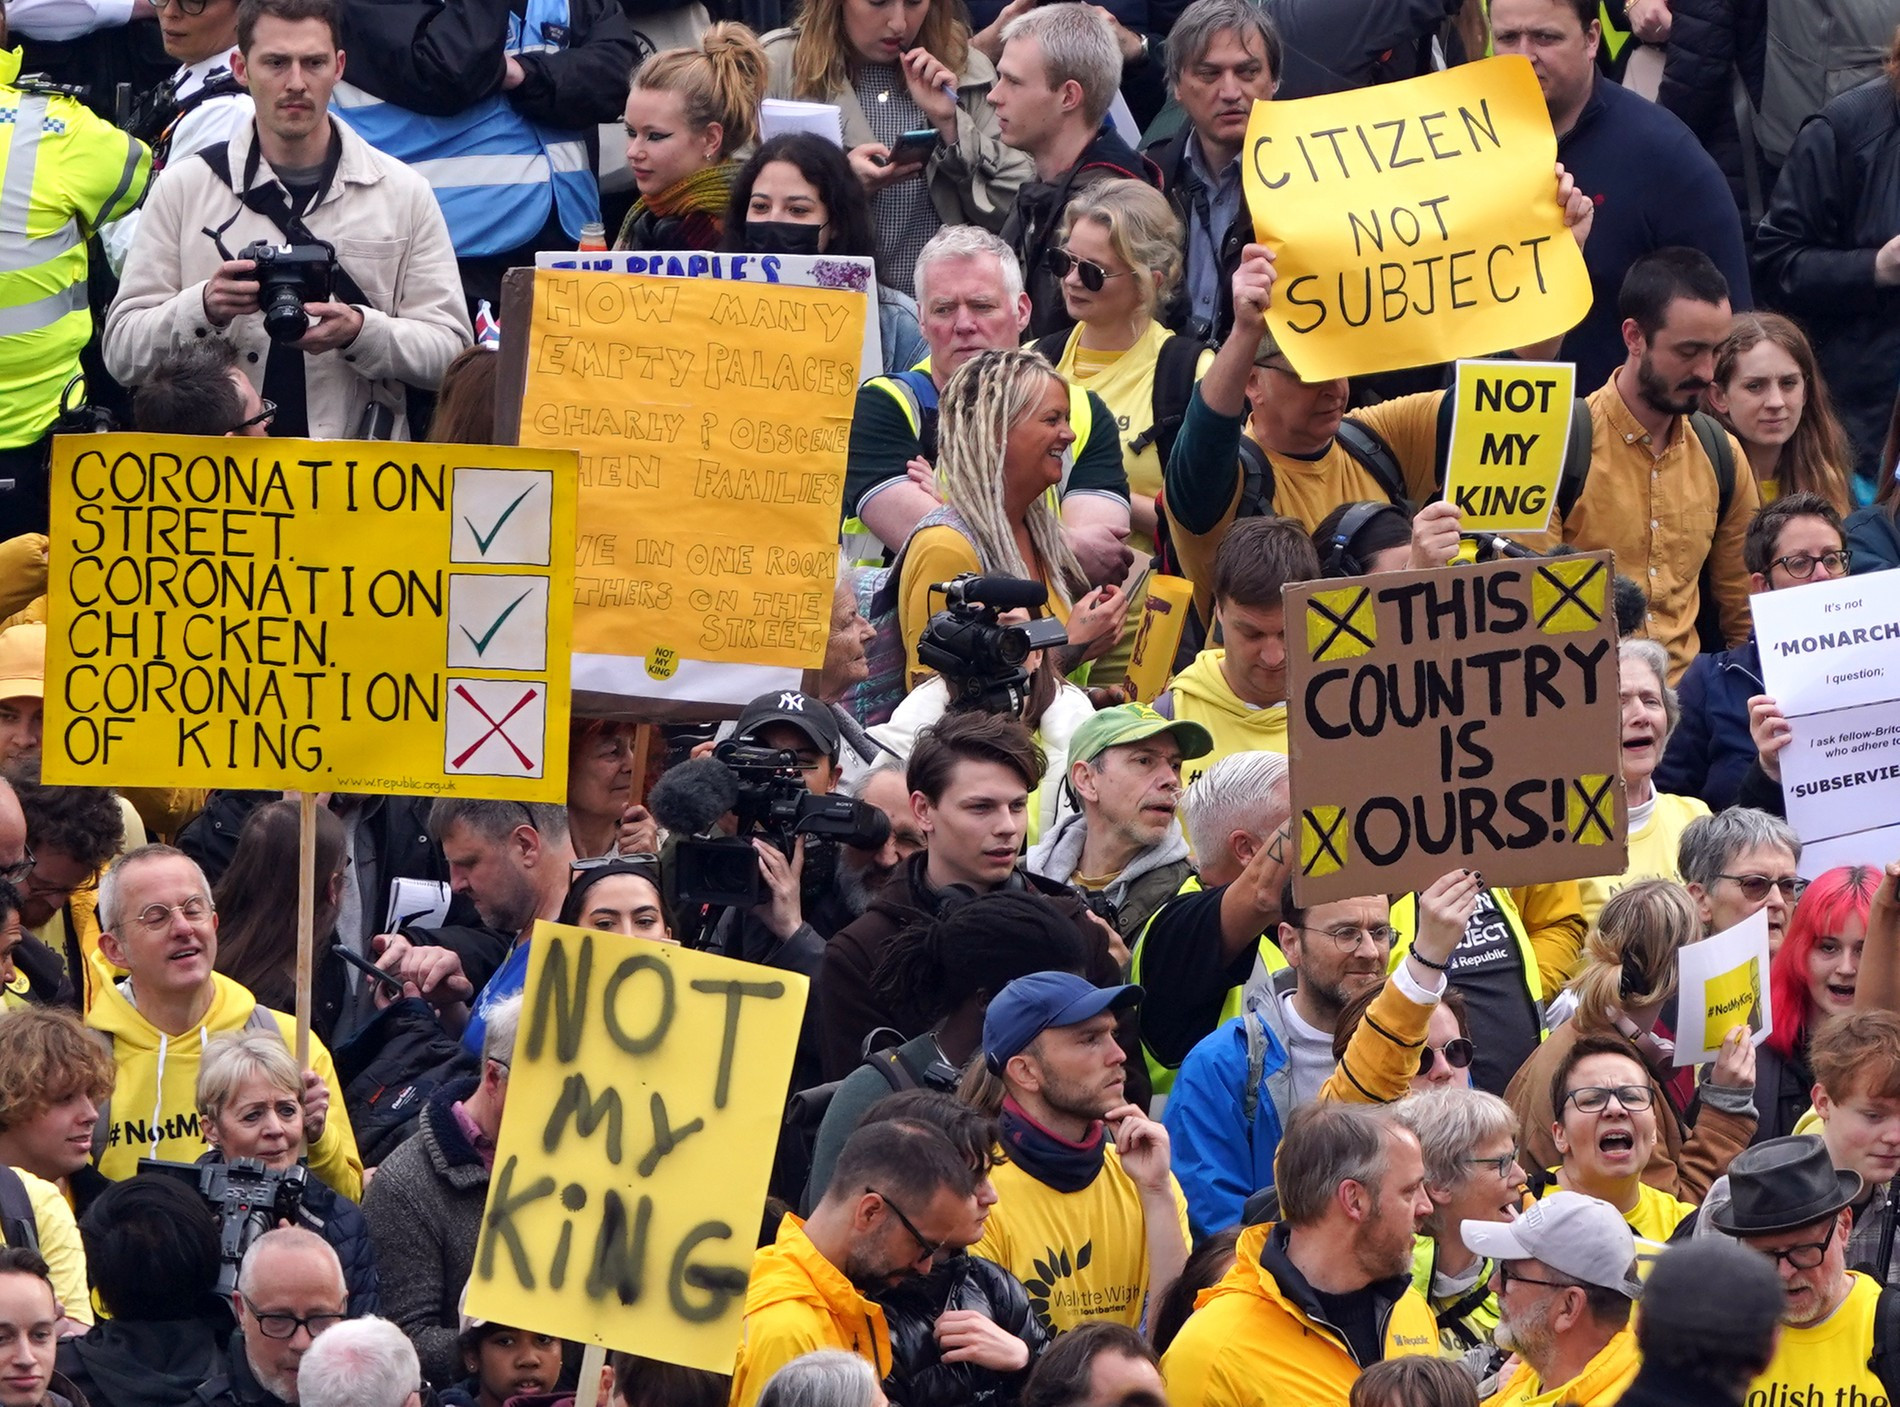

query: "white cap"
xmin=1461 ymin=1191 xmax=1642 ymax=1299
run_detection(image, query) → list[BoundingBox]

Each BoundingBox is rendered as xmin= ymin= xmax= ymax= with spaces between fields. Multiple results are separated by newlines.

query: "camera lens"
xmin=995 ymin=630 xmax=1029 ymax=667
xmin=261 ymin=285 xmax=310 ymax=344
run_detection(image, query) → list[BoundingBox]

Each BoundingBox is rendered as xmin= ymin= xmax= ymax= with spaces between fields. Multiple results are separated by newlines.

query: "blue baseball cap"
xmin=982 ymin=971 xmax=1143 ymax=1075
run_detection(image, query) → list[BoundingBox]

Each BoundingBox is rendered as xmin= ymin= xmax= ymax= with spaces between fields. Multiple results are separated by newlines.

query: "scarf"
xmin=614 ymin=161 xmax=737 ymax=250
xmin=998 ymin=1095 xmax=1104 ymax=1194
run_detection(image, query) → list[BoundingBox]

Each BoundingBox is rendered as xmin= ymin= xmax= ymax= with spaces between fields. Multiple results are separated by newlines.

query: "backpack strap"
xmin=1871 ymin=1284 xmax=1900 ymax=1407
xmin=1029 ymin=331 xmax=1069 ymax=364
xmin=1335 ymin=419 xmax=1414 ymax=514
xmin=0 ymin=1165 xmax=38 ymax=1253
xmin=1236 ymin=436 xmax=1275 ymax=519
xmin=1689 ymin=411 xmax=1738 ymax=520
xmin=1134 ymin=333 xmax=1212 ymax=467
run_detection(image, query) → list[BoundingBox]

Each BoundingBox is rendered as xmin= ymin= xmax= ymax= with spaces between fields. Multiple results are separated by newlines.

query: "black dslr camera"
xmin=675 ymin=742 xmax=891 ymax=909
xmin=918 ymin=574 xmax=1069 ymax=717
xmin=237 ymin=239 xmax=338 ymax=344
xmin=139 ymin=1156 xmax=307 ymax=1298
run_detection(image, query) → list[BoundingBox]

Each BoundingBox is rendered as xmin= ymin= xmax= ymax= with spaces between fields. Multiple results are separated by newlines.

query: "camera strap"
xmin=200 ymin=128 xmax=365 ymax=438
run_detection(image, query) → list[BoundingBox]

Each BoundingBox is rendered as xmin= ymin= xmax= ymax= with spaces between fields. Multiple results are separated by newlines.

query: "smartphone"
xmin=890 ymin=128 xmax=939 ymax=164
xmin=337 ymin=944 xmax=406 ymax=999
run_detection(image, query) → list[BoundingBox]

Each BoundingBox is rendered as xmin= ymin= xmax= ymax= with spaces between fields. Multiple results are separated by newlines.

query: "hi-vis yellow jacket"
xmin=1161 ymin=1221 xmax=1438 ymax=1407
xmin=0 ymin=49 xmax=149 ymax=447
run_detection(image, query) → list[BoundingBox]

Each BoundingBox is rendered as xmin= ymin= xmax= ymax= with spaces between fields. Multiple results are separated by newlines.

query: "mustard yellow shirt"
xmin=1564 ymin=375 xmax=1758 ymax=681
xmin=1577 ymin=791 xmax=1711 ymax=928
xmin=1484 ymin=1327 xmax=1639 ymax=1407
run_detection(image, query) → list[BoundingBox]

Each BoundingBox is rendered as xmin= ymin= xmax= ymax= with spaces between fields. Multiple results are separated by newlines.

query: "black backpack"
xmin=1031 ymin=328 xmax=1213 ymax=475
xmin=0 ymin=1165 xmax=38 ymax=1252
xmin=1686 ymin=411 xmax=1740 ymax=655
xmin=1873 ymin=1286 xmax=1900 ymax=1406
xmin=331 ymin=996 xmax=479 ymax=1166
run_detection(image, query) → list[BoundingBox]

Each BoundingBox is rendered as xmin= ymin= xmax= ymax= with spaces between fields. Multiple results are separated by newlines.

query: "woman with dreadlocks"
xmin=893 ymin=347 xmax=1128 ymax=689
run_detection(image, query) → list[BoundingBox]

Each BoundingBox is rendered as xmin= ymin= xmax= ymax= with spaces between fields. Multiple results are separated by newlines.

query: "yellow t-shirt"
xmin=1623 ymin=1179 xmax=1695 ymax=1242
xmin=1750 ymin=1270 xmax=1887 ymax=1407
xmin=3 ymin=1168 xmax=93 ymax=1327
xmin=1053 ymin=321 xmax=1215 ymax=558
xmin=1577 ymin=791 xmax=1711 ymax=927
xmin=974 ymin=1144 xmax=1190 ymax=1334
xmin=1249 ymin=392 xmax=1445 ymax=535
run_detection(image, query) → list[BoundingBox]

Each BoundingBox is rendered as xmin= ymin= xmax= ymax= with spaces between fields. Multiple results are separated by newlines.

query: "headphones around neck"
xmin=1323 ymin=501 xmax=1408 ymax=579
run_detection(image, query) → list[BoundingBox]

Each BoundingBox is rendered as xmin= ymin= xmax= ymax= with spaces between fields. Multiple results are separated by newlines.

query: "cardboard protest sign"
xmin=1752 ymin=569 xmax=1900 ymax=876
xmin=535 ymin=249 xmax=881 ymax=398
xmin=1241 ymin=56 xmax=1591 ymax=381
xmin=465 ymin=921 xmax=807 ymax=1371
xmin=1441 ymin=359 xmax=1575 ymax=533
xmin=40 ymin=434 xmax=575 ymax=798
xmin=1674 ymin=907 xmax=1772 ymax=1065
xmin=1123 ymin=574 xmax=1194 ymax=703
xmin=506 ymin=268 xmax=862 ymax=711
xmin=1285 ymin=554 xmax=1627 ymax=905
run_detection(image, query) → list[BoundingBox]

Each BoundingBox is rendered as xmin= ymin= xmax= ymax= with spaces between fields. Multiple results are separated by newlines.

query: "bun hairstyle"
xmin=632 ymin=22 xmax=770 ymax=159
xmin=1566 ymin=878 xmax=1700 ymax=1030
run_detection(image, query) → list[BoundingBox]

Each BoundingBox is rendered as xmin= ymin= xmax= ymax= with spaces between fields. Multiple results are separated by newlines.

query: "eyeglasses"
xmin=1296 ymin=923 xmax=1397 ymax=953
xmin=1564 ymin=1084 xmax=1654 ymax=1113
xmin=1465 ymin=1147 xmax=1521 ymax=1179
xmin=152 ymin=0 xmax=210 ymax=13
xmin=128 ymin=897 xmax=214 ymax=931
xmin=1045 ymin=247 xmax=1134 ymax=293
xmin=869 ymin=1187 xmax=941 ymax=1263
xmin=22 ymin=869 xmax=97 ymax=900
xmin=1752 ymin=1216 xmax=1838 ymax=1271
xmin=0 ymin=844 xmax=32 ymax=886
xmin=241 ymin=1297 xmax=346 ymax=1340
xmin=1498 ymin=1262 xmax=1579 ymax=1294
xmin=1718 ymin=873 xmax=1801 ymax=903
xmin=1418 ymin=1037 xmax=1477 ymax=1077
xmin=1771 ymin=549 xmax=1851 ymax=580
xmin=231 ymin=399 xmax=277 ymax=432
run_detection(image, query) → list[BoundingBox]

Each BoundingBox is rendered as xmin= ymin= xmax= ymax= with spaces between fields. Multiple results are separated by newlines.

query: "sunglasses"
xmin=1045 ymin=247 xmax=1133 ymax=293
xmin=1718 ymin=873 xmax=1802 ymax=903
xmin=1417 ymin=1037 xmax=1476 ymax=1077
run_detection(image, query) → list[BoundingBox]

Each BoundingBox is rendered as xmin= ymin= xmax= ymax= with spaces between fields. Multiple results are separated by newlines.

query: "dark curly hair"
xmin=4 ymin=754 xmax=124 ymax=870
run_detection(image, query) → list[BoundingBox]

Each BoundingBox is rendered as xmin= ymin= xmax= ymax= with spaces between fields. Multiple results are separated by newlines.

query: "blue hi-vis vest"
xmin=329 ymin=0 xmax=597 ymax=258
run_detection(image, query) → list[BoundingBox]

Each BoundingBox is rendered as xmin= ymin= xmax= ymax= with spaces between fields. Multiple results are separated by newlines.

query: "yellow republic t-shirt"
xmin=975 ymin=1144 xmax=1191 ymax=1334
xmin=1750 ymin=1271 xmax=1887 ymax=1407
xmin=1052 ymin=321 xmax=1215 ymax=558
xmin=1622 ymin=1180 xmax=1695 ymax=1242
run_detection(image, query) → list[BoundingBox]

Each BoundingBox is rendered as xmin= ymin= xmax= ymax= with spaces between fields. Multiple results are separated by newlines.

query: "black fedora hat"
xmin=1709 ymin=1135 xmax=1862 ymax=1236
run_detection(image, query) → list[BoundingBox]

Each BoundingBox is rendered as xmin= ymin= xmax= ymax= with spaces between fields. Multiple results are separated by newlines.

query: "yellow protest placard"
xmin=516 ymin=269 xmax=863 ymax=672
xmin=1701 ymin=957 xmax=1764 ymax=1054
xmin=464 ymin=921 xmax=808 ymax=1372
xmin=40 ymin=434 xmax=576 ymax=798
xmin=1242 ymin=56 xmax=1591 ymax=381
xmin=1442 ymin=359 xmax=1576 ymax=532
xmin=1123 ymin=574 xmax=1193 ymax=703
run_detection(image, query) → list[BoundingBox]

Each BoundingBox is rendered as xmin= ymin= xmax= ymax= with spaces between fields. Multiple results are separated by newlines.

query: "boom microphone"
xmin=1462 ymin=532 xmax=1541 ymax=561
xmin=941 ymin=575 xmax=1048 ymax=610
xmin=647 ymin=757 xmax=739 ymax=836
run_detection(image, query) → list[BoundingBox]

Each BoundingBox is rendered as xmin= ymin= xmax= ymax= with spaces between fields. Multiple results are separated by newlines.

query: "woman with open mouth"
xmin=1577 ymin=639 xmax=1711 ymax=929
xmin=1756 ymin=867 xmax=1881 ymax=1143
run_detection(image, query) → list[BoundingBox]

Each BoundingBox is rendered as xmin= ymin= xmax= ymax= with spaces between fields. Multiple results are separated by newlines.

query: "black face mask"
xmin=744 ymin=220 xmax=825 ymax=256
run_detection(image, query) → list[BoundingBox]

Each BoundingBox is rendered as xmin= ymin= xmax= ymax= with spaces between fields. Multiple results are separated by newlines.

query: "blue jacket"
xmin=1161 ymin=1002 xmax=1291 ymax=1239
xmin=1847 ymin=503 xmax=1900 ymax=575
xmin=1556 ymin=73 xmax=1753 ymax=388
xmin=1656 ymin=636 xmax=1764 ymax=812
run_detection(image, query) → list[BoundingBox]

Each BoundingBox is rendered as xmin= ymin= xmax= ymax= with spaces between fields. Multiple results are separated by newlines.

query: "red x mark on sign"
xmin=450 ymin=684 xmax=540 ymax=769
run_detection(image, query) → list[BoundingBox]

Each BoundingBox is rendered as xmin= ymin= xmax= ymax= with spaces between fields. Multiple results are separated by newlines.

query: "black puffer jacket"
xmin=194 ymin=1152 xmax=382 ymax=1317
xmin=1657 ymin=0 xmax=1770 ymax=219
xmin=1754 ymin=75 xmax=1900 ymax=483
xmin=875 ymin=1254 xmax=1050 ymax=1407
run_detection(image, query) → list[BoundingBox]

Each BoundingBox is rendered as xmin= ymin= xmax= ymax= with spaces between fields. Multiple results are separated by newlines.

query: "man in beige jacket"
xmin=104 ymin=0 xmax=470 ymax=441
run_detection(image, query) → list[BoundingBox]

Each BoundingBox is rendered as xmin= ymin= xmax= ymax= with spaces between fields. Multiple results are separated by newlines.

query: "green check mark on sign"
xmin=461 ymin=589 xmax=533 ymax=657
xmin=464 ymin=483 xmax=536 ymax=556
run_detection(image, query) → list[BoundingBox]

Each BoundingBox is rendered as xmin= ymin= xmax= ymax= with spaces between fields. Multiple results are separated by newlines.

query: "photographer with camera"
xmin=194 ymin=1228 xmax=348 ymax=1407
xmin=194 ymin=1033 xmax=378 ymax=1317
xmin=103 ymin=0 xmax=470 ymax=441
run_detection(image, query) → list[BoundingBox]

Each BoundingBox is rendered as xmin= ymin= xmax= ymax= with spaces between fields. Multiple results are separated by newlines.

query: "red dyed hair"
xmin=1767 ymin=865 xmax=1879 ymax=1059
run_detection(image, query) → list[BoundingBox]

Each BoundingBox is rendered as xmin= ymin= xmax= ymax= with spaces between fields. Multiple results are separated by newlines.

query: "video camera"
xmin=237 ymin=239 xmax=339 ymax=345
xmin=138 ymin=1157 xmax=307 ymax=1299
xmin=671 ymin=741 xmax=892 ymax=909
xmin=918 ymin=574 xmax=1068 ymax=717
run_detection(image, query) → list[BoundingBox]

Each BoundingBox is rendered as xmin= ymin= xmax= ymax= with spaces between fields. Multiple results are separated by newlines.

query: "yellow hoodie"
xmin=1164 ymin=651 xmax=1288 ymax=787
xmin=1161 ymin=1221 xmax=1437 ymax=1407
xmin=1484 ymin=1327 xmax=1640 ymax=1407
xmin=86 ymin=970 xmax=362 ymax=1200
xmin=730 ymin=1214 xmax=892 ymax=1407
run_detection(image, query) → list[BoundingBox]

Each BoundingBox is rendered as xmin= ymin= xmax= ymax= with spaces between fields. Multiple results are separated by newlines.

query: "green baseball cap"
xmin=1069 ymin=703 xmax=1213 ymax=768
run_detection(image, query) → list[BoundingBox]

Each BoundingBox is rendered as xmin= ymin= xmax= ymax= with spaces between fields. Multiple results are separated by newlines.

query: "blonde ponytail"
xmin=633 ymin=21 xmax=770 ymax=157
